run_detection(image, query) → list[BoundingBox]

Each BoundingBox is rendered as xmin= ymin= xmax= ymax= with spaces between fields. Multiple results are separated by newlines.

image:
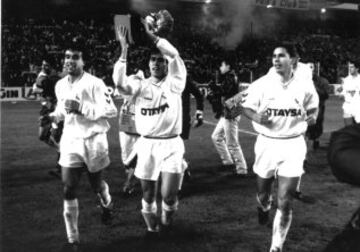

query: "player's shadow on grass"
xmin=179 ymin=166 xmax=255 ymax=199
xmin=85 ymin=223 xmax=205 ymax=252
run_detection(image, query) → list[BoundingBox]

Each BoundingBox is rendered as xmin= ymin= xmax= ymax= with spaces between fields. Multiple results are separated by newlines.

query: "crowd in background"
xmin=2 ymin=17 xmax=360 ymax=87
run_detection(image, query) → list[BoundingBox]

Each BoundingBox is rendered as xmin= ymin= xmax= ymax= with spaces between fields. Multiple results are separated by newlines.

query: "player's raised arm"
xmin=112 ymin=26 xmax=141 ymax=96
xmin=158 ymin=38 xmax=187 ymax=93
xmin=81 ymin=80 xmax=118 ymax=121
xmin=142 ymin=19 xmax=186 ymax=93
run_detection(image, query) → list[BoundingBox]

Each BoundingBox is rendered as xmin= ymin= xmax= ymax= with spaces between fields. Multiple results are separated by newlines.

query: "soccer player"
xmin=113 ymin=23 xmax=186 ymax=236
xmin=50 ymin=40 xmax=117 ymax=250
xmin=270 ymin=48 xmax=314 ymax=201
xmin=242 ymin=44 xmax=319 ymax=252
xmin=211 ymin=59 xmax=248 ymax=175
xmin=118 ymin=90 xmax=141 ymax=195
xmin=33 ymin=58 xmax=63 ymax=178
xmin=342 ymin=60 xmax=360 ymax=126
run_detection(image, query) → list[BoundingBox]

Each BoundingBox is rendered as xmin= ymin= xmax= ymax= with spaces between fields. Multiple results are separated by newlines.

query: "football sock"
xmin=141 ymin=199 xmax=158 ymax=232
xmin=63 ymin=199 xmax=79 ymax=243
xmin=161 ymin=200 xmax=178 ymax=226
xmin=271 ymin=209 xmax=293 ymax=250
xmin=98 ymin=181 xmax=112 ymax=208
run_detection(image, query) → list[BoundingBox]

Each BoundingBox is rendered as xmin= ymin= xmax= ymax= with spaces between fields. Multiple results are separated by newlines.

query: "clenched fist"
xmin=64 ymin=99 xmax=81 ymax=114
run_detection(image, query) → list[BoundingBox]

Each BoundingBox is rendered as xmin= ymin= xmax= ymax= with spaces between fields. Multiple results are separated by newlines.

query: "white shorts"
xmin=134 ymin=136 xmax=185 ymax=181
xmin=253 ymin=134 xmax=306 ymax=179
xmin=119 ymin=132 xmax=139 ymax=166
xmin=59 ymin=133 xmax=110 ymax=173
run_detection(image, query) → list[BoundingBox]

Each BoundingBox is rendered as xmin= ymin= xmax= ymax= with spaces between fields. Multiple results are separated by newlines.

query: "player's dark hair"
xmin=148 ymin=46 xmax=167 ymax=63
xmin=64 ymin=37 xmax=88 ymax=61
xmin=276 ymin=43 xmax=298 ymax=58
xmin=349 ymin=59 xmax=360 ymax=69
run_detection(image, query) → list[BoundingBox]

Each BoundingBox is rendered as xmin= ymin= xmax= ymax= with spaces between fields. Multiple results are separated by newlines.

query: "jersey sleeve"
xmin=241 ymin=79 xmax=263 ymax=112
xmin=81 ymin=79 xmax=118 ymax=121
xmin=303 ymin=80 xmax=319 ymax=118
xmin=157 ymin=38 xmax=187 ymax=94
xmin=112 ymin=60 xmax=142 ymax=97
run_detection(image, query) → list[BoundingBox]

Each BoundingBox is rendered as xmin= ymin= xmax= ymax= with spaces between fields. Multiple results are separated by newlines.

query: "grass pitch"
xmin=1 ymin=97 xmax=359 ymax=252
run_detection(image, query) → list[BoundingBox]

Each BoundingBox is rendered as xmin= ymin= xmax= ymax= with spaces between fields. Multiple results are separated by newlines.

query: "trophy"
xmin=114 ymin=9 xmax=174 ymax=45
xmin=144 ymin=9 xmax=174 ymax=38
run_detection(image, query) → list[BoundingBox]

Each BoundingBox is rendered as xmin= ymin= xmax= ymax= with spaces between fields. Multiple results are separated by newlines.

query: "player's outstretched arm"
xmin=81 ymin=80 xmax=118 ymax=121
xmin=112 ymin=26 xmax=141 ymax=96
xmin=160 ymin=38 xmax=187 ymax=93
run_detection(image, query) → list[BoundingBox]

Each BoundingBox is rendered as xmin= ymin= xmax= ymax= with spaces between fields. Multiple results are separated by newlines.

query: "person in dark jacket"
xmin=210 ymin=59 xmax=248 ymax=175
xmin=181 ymin=61 xmax=204 ymax=140
xmin=306 ymin=62 xmax=330 ymax=150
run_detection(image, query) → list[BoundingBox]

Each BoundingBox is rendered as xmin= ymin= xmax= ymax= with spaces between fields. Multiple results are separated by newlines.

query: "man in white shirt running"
xmin=242 ymin=43 xmax=319 ymax=252
xmin=50 ymin=40 xmax=118 ymax=250
xmin=113 ymin=22 xmax=186 ymax=237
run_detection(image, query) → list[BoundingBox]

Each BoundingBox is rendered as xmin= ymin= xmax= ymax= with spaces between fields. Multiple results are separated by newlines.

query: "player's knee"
xmin=162 ymin=199 xmax=178 ymax=211
xmin=143 ymin=189 xmax=156 ymax=203
xmin=63 ymin=185 xmax=77 ymax=200
xmin=163 ymin=195 xmax=177 ymax=206
xmin=277 ymin=195 xmax=292 ymax=213
xmin=141 ymin=198 xmax=157 ymax=213
xmin=257 ymin=192 xmax=271 ymax=206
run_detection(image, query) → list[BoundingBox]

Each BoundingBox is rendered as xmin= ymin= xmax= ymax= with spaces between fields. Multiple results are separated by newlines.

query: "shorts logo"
xmin=265 ymin=108 xmax=301 ymax=117
xmin=141 ymin=103 xmax=169 ymax=116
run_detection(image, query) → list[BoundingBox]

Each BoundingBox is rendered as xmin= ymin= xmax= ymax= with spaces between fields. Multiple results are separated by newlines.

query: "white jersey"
xmin=113 ymin=38 xmax=187 ymax=137
xmin=342 ymin=74 xmax=360 ymax=122
xmin=51 ymin=72 xmax=117 ymax=138
xmin=242 ymin=70 xmax=319 ymax=138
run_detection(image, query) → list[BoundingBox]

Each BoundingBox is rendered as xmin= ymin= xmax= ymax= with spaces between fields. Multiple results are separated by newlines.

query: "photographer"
xmin=210 ymin=59 xmax=248 ymax=176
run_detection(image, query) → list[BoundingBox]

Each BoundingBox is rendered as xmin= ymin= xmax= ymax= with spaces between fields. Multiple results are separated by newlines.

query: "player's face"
xmin=64 ymin=50 xmax=84 ymax=76
xmin=272 ymin=47 xmax=292 ymax=75
xmin=149 ymin=53 xmax=167 ymax=79
xmin=219 ymin=61 xmax=230 ymax=74
xmin=42 ymin=61 xmax=51 ymax=74
xmin=349 ymin=63 xmax=358 ymax=76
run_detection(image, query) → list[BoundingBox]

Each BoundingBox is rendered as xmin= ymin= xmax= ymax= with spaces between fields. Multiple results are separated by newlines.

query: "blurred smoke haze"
xmin=198 ymin=0 xmax=281 ymax=50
